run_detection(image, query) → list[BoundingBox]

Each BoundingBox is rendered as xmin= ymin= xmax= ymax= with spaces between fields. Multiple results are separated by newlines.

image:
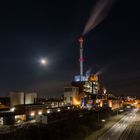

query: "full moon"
xmin=40 ymin=58 xmax=48 ymax=65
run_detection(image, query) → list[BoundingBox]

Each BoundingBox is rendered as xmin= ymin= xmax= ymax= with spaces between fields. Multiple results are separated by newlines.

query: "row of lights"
xmin=30 ymin=108 xmax=64 ymax=117
xmin=11 ymin=106 xmax=71 ymax=117
xmin=30 ymin=111 xmax=43 ymax=116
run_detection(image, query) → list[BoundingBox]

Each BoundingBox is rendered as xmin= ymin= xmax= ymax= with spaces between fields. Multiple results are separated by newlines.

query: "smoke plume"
xmin=95 ymin=67 xmax=106 ymax=76
xmin=83 ymin=0 xmax=116 ymax=35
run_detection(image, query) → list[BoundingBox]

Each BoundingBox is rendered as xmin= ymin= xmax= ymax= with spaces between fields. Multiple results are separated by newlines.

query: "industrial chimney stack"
xmin=78 ymin=36 xmax=84 ymax=81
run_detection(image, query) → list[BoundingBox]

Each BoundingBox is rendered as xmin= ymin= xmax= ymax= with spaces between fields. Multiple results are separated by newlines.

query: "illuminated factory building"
xmin=64 ymin=36 xmax=123 ymax=110
xmin=64 ymin=86 xmax=80 ymax=105
xmin=64 ymin=36 xmax=101 ymax=106
xmin=84 ymin=75 xmax=99 ymax=94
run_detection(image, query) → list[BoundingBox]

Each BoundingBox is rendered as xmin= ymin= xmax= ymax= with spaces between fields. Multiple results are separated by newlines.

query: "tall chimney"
xmin=78 ymin=36 xmax=84 ymax=81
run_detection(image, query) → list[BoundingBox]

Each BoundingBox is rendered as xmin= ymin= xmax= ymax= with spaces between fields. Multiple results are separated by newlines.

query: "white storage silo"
xmin=25 ymin=93 xmax=37 ymax=104
xmin=10 ymin=92 xmax=24 ymax=107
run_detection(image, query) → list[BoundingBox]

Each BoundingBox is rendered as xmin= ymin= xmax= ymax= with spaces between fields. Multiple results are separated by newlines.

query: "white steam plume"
xmin=83 ymin=0 xmax=116 ymax=35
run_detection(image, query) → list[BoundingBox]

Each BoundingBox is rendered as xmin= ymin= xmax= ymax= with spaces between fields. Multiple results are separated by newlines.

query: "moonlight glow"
xmin=40 ymin=58 xmax=48 ymax=65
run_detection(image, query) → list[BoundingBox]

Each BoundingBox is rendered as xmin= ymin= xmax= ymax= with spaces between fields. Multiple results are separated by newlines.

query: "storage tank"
xmin=25 ymin=93 xmax=37 ymax=104
xmin=10 ymin=92 xmax=24 ymax=107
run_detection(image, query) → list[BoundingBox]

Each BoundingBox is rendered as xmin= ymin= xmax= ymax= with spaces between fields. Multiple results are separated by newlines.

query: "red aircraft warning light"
xmin=78 ymin=36 xmax=84 ymax=43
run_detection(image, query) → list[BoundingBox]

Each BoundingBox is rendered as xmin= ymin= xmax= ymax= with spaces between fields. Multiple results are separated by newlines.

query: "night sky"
xmin=0 ymin=0 xmax=139 ymax=97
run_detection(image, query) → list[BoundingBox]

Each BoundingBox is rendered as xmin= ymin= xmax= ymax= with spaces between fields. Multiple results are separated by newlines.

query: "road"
xmin=119 ymin=109 xmax=140 ymax=140
xmin=98 ymin=108 xmax=139 ymax=140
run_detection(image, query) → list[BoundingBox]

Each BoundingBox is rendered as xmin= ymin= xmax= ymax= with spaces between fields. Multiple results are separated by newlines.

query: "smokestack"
xmin=78 ymin=36 xmax=84 ymax=81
